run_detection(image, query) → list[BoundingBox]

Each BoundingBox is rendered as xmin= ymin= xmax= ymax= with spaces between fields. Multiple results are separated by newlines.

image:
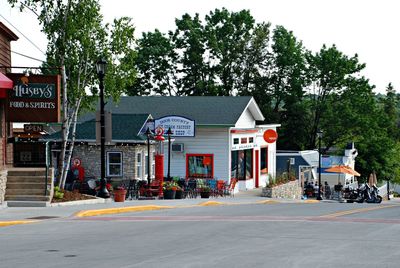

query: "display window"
xmin=231 ymin=149 xmax=253 ymax=180
xmin=186 ymin=154 xmax=214 ymax=178
xmin=261 ymin=146 xmax=268 ymax=174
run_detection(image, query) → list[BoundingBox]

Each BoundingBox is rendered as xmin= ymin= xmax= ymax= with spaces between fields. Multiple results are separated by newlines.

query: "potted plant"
xmin=113 ymin=185 xmax=127 ymax=202
xmin=163 ymin=182 xmax=177 ymax=199
xmin=199 ymin=185 xmax=211 ymax=198
xmin=174 ymin=185 xmax=183 ymax=199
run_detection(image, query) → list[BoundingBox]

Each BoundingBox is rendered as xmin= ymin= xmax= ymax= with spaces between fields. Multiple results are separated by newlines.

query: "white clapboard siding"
xmin=236 ymin=109 xmax=256 ymax=128
xmin=163 ymin=127 xmax=230 ymax=180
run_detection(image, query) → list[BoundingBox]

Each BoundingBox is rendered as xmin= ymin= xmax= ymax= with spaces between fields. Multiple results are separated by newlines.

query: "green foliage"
xmin=53 ymin=186 xmax=64 ymax=199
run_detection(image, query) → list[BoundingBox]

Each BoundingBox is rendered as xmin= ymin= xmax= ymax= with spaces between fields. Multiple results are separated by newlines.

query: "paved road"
xmin=1 ymin=200 xmax=400 ymax=268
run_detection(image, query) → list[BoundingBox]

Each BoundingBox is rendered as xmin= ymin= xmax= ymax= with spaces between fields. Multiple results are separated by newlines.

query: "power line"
xmin=0 ymin=13 xmax=46 ymax=55
xmin=11 ymin=50 xmax=45 ymax=63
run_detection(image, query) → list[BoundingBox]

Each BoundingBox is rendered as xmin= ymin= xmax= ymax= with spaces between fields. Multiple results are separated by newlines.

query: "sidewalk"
xmin=1 ymin=190 xmax=398 ymax=227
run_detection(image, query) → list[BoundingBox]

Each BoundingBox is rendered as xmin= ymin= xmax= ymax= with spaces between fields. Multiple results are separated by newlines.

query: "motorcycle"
xmin=344 ymin=184 xmax=382 ymax=203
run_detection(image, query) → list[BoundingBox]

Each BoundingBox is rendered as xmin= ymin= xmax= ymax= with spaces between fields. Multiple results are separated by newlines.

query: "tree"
xmin=9 ymin=0 xmax=137 ymax=188
xmin=306 ymin=45 xmax=365 ymax=149
xmin=128 ymin=29 xmax=177 ymax=96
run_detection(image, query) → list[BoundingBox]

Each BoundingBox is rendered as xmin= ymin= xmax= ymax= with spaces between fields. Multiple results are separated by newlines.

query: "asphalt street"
xmin=1 ymin=197 xmax=400 ymax=268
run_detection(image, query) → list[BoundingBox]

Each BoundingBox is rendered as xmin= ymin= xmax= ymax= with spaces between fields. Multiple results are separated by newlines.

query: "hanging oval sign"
xmin=263 ymin=129 xmax=278 ymax=143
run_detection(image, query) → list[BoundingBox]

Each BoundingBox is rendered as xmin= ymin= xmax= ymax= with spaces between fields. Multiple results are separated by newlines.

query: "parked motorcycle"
xmin=344 ymin=183 xmax=382 ymax=203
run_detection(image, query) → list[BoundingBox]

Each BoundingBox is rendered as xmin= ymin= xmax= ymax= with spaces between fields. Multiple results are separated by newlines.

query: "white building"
xmin=106 ymin=96 xmax=280 ymax=192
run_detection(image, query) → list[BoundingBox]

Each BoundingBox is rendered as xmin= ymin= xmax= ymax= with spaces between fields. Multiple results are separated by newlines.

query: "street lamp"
xmin=317 ymin=129 xmax=323 ymax=200
xmin=96 ymin=58 xmax=109 ymax=198
xmin=145 ymin=127 xmax=153 ymax=186
xmin=166 ymin=127 xmax=173 ymax=181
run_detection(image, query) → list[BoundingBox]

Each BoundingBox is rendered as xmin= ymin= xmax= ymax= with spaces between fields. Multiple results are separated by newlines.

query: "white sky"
xmin=0 ymin=0 xmax=399 ymax=94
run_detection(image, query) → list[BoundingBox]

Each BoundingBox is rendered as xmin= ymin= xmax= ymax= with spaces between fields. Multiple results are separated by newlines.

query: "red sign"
xmin=6 ymin=73 xmax=61 ymax=123
xmin=263 ymin=129 xmax=278 ymax=143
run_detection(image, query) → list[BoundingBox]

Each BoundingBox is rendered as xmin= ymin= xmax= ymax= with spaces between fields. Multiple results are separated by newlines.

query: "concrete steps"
xmin=5 ymin=168 xmax=54 ymax=207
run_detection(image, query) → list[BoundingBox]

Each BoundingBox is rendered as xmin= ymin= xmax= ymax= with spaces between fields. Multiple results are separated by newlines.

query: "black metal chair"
xmin=126 ymin=179 xmax=139 ymax=200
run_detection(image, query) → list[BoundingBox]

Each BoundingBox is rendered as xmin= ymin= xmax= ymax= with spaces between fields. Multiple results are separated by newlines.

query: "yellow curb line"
xmin=257 ymin=200 xmax=280 ymax=204
xmin=321 ymin=204 xmax=400 ymax=218
xmin=198 ymin=201 xmax=225 ymax=206
xmin=303 ymin=200 xmax=320 ymax=203
xmin=75 ymin=205 xmax=174 ymax=217
xmin=0 ymin=220 xmax=37 ymax=227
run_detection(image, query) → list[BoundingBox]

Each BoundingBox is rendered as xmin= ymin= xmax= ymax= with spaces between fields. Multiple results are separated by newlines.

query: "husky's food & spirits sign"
xmin=6 ymin=74 xmax=60 ymax=122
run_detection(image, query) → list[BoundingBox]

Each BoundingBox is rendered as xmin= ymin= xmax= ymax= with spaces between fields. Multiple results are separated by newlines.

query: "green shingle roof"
xmin=84 ymin=96 xmax=255 ymax=126
xmin=46 ymin=114 xmax=150 ymax=142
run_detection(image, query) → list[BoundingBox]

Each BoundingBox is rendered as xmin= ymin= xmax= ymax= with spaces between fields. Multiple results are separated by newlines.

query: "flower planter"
xmin=113 ymin=189 xmax=127 ymax=202
xmin=163 ymin=189 xmax=176 ymax=199
xmin=200 ymin=191 xmax=210 ymax=198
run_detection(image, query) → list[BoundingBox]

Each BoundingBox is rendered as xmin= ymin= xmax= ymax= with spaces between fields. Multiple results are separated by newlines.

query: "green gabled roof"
xmin=98 ymin=96 xmax=256 ymax=126
xmin=46 ymin=114 xmax=150 ymax=142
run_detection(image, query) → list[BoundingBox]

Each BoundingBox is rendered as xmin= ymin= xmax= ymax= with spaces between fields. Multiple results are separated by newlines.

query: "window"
xmin=136 ymin=152 xmax=142 ymax=179
xmin=249 ymin=137 xmax=254 ymax=143
xmin=241 ymin=137 xmax=247 ymax=144
xmin=233 ymin=138 xmax=239 ymax=145
xmin=186 ymin=154 xmax=213 ymax=178
xmin=261 ymin=147 xmax=268 ymax=174
xmin=107 ymin=152 xmax=122 ymax=177
xmin=231 ymin=149 xmax=253 ymax=180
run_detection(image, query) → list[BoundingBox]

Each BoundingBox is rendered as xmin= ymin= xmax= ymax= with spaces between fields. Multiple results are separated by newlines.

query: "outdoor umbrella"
xmin=325 ymin=165 xmax=360 ymax=184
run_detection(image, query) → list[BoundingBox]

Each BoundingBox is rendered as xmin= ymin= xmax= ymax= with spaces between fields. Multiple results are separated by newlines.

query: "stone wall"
xmin=0 ymin=169 xmax=7 ymax=204
xmin=261 ymin=180 xmax=303 ymax=199
xmin=73 ymin=144 xmax=155 ymax=182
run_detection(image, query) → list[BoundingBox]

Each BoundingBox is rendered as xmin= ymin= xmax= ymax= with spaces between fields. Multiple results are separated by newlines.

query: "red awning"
xmin=0 ymin=72 xmax=13 ymax=89
xmin=0 ymin=72 xmax=13 ymax=98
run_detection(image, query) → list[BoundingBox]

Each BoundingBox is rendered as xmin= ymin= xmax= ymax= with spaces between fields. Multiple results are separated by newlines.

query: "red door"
xmin=255 ymin=150 xmax=259 ymax=188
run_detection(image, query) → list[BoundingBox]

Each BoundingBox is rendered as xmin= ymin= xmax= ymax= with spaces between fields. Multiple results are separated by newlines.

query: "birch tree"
xmin=9 ymin=0 xmax=137 ymax=188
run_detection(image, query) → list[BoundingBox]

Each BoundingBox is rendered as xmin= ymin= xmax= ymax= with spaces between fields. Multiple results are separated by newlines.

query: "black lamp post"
xmin=96 ymin=58 xmax=110 ymax=198
xmin=166 ymin=127 xmax=173 ymax=181
xmin=145 ymin=127 xmax=152 ymax=186
xmin=317 ymin=130 xmax=323 ymax=200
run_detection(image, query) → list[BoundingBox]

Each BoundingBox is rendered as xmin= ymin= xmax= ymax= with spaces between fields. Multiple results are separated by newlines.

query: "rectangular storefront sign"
xmin=155 ymin=115 xmax=195 ymax=137
xmin=6 ymin=73 xmax=61 ymax=123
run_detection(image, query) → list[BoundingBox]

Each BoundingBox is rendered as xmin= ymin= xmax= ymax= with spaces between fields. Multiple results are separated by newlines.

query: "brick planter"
xmin=261 ymin=180 xmax=302 ymax=199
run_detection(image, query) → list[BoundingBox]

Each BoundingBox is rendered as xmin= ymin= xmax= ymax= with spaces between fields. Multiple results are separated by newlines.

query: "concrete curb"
xmin=50 ymin=198 xmax=110 ymax=207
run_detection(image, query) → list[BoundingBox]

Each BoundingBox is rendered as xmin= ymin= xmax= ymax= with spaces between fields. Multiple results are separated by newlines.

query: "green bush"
xmin=53 ymin=186 xmax=64 ymax=199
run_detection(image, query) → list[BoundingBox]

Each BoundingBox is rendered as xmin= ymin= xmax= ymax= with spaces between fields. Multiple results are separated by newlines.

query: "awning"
xmin=0 ymin=72 xmax=13 ymax=89
xmin=0 ymin=72 xmax=13 ymax=98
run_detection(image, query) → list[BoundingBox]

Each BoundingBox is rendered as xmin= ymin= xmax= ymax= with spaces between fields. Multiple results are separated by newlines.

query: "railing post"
xmin=44 ymin=141 xmax=50 ymax=196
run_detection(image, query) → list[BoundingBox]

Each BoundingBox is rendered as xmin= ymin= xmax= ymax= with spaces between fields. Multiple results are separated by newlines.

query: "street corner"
xmin=0 ymin=220 xmax=37 ymax=227
xmin=74 ymin=204 xmax=175 ymax=217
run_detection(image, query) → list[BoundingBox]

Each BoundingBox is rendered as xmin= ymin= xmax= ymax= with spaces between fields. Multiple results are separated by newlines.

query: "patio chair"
xmin=185 ymin=179 xmax=197 ymax=198
xmin=217 ymin=180 xmax=226 ymax=197
xmin=224 ymin=178 xmax=238 ymax=197
xmin=126 ymin=179 xmax=139 ymax=200
xmin=207 ymin=179 xmax=218 ymax=198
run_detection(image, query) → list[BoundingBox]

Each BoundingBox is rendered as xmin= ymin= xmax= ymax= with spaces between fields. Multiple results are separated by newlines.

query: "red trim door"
xmin=255 ymin=150 xmax=259 ymax=188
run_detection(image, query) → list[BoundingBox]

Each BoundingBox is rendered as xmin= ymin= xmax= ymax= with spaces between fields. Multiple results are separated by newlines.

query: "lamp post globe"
xmin=317 ymin=130 xmax=323 ymax=200
xmin=96 ymin=58 xmax=110 ymax=198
